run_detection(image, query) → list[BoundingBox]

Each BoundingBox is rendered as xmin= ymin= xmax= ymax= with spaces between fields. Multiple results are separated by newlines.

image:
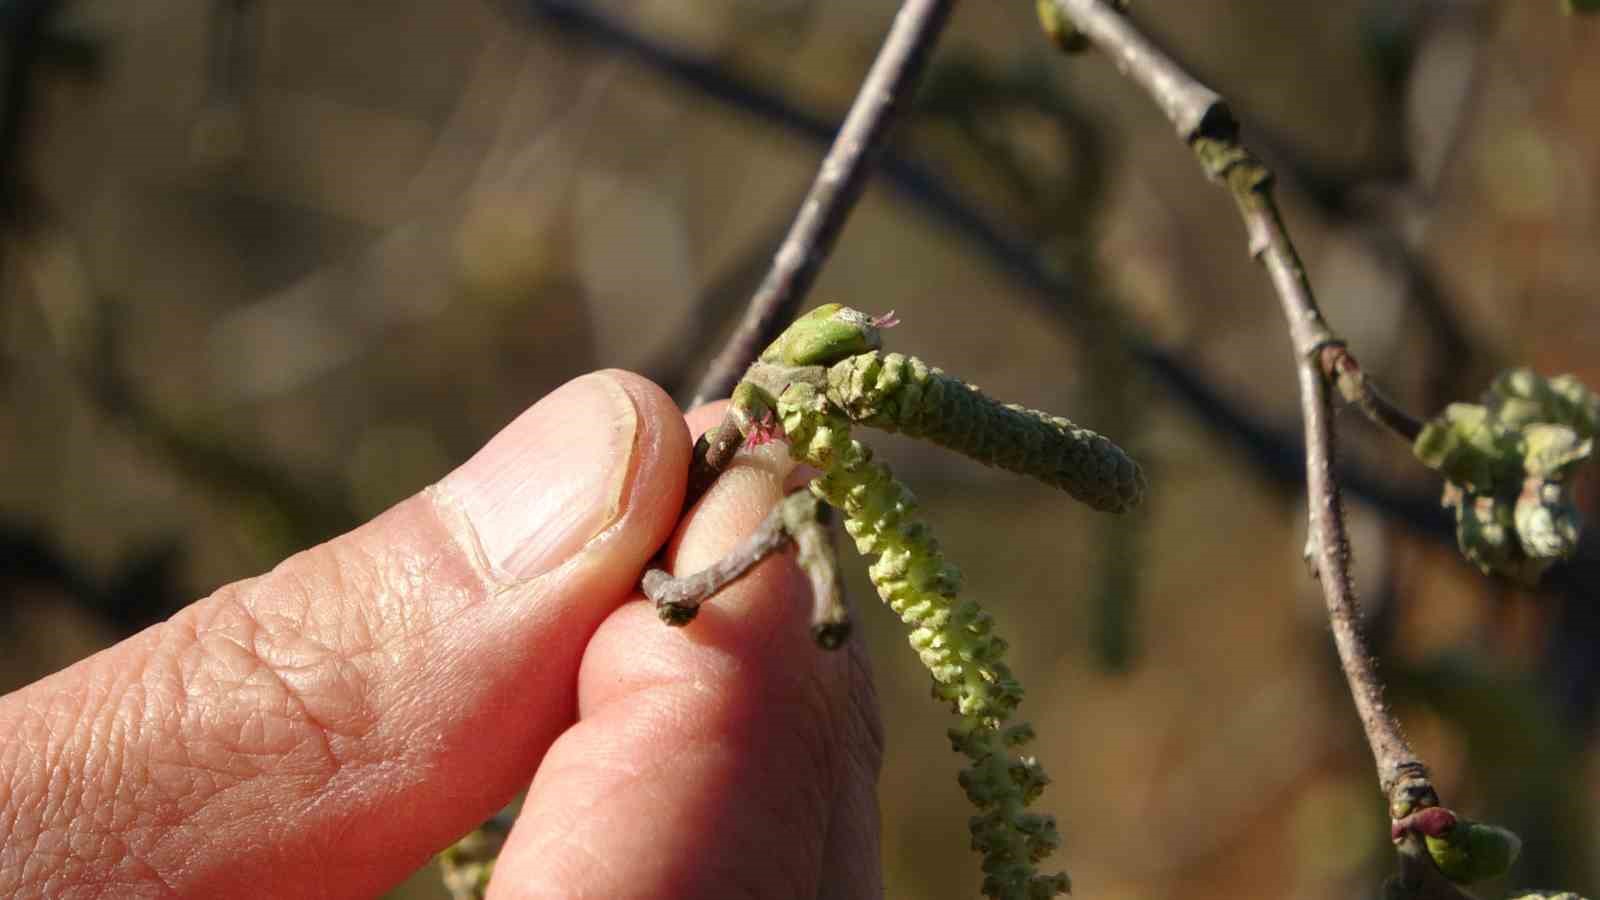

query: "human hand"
xmin=0 ymin=371 xmax=884 ymax=899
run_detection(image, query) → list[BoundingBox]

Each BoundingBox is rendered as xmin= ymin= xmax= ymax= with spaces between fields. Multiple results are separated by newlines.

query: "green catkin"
xmin=779 ymin=380 xmax=1070 ymax=900
xmin=827 ymin=351 xmax=1145 ymax=513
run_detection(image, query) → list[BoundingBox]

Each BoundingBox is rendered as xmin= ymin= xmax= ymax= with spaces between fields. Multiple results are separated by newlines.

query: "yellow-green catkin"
xmin=828 ymin=351 xmax=1144 ymax=513
xmin=780 ymin=380 xmax=1069 ymax=900
xmin=437 ymin=825 xmax=503 ymax=900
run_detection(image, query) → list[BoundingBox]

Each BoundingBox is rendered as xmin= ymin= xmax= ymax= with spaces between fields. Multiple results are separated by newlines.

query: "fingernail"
xmin=443 ymin=372 xmax=639 ymax=580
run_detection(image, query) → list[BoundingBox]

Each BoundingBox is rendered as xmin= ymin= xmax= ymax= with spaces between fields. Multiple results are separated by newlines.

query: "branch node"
xmin=1387 ymin=763 xmax=1439 ymax=819
xmin=1191 ymin=100 xmax=1241 ymax=144
xmin=1191 ymin=137 xmax=1270 ymax=192
xmin=1320 ymin=344 xmax=1426 ymax=444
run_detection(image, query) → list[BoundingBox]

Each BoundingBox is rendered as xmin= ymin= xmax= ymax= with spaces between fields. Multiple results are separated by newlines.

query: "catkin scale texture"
xmin=779 ymin=381 xmax=1068 ymax=900
xmin=828 ymin=351 xmax=1145 ymax=513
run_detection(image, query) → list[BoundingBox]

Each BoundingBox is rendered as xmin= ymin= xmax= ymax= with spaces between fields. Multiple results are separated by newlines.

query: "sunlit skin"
xmin=0 ymin=372 xmax=883 ymax=900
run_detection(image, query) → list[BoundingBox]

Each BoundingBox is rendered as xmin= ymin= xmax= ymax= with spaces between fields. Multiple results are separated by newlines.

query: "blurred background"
xmin=2 ymin=0 xmax=1598 ymax=897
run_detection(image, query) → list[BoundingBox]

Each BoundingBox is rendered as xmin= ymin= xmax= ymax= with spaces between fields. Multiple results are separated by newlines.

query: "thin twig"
xmin=786 ymin=495 xmax=850 ymax=649
xmin=642 ymin=498 xmax=791 ymax=623
xmin=1324 ymin=344 xmax=1425 ymax=444
xmin=683 ymin=415 xmax=745 ymax=513
xmin=642 ymin=489 xmax=849 ymax=648
xmin=1047 ymin=0 xmax=1437 ymax=817
xmin=689 ymin=0 xmax=956 ymax=407
xmin=523 ymin=0 xmax=1462 ymax=546
xmin=645 ymin=212 xmax=798 ymax=405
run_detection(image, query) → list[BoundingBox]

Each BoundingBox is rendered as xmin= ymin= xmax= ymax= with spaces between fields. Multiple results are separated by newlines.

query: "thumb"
xmin=0 ymin=370 xmax=688 ymax=900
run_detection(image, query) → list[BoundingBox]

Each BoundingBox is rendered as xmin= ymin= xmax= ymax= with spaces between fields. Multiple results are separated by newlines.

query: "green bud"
xmin=1413 ymin=403 xmax=1518 ymax=490
xmin=1453 ymin=488 xmax=1513 ymax=567
xmin=1488 ymin=368 xmax=1599 ymax=436
xmin=1447 ymin=486 xmax=1549 ymax=582
xmin=1548 ymin=375 xmax=1600 ymax=434
xmin=1417 ymin=370 xmax=1596 ymax=582
xmin=729 ymin=380 xmax=778 ymax=439
xmin=1522 ymin=423 xmax=1593 ymax=478
xmin=759 ymin=303 xmax=885 ymax=366
xmin=1515 ymin=478 xmax=1581 ymax=560
xmin=1424 ymin=818 xmax=1521 ymax=885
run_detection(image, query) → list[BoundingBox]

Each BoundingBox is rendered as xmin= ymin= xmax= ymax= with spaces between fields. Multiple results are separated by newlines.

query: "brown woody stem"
xmin=1045 ymin=0 xmax=1443 ymax=835
xmin=684 ymin=415 xmax=745 ymax=514
xmin=643 ymin=489 xmax=849 ymax=649
xmin=690 ymin=0 xmax=956 ymax=407
xmin=1321 ymin=344 xmax=1425 ymax=445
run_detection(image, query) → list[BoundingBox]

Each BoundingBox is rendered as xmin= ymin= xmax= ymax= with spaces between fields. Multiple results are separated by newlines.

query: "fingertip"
xmin=595 ymin=369 xmax=694 ymax=550
xmin=438 ymin=369 xmax=690 ymax=583
xmin=684 ymin=398 xmax=731 ymax=441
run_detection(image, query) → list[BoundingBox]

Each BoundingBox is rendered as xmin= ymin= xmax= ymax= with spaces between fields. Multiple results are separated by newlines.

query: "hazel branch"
xmin=530 ymin=0 xmax=1464 ymax=545
xmin=689 ymin=0 xmax=955 ymax=408
xmin=1043 ymin=0 xmax=1434 ymax=823
xmin=1324 ymin=344 xmax=1425 ymax=445
xmin=643 ymin=491 xmax=790 ymax=623
xmin=782 ymin=492 xmax=851 ymax=649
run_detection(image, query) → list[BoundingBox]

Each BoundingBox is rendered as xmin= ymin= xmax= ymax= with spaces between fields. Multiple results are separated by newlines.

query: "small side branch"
xmin=689 ymin=0 xmax=956 ymax=407
xmin=1322 ymin=344 xmax=1425 ymax=445
xmin=643 ymin=490 xmax=849 ymax=648
xmin=785 ymin=495 xmax=851 ymax=648
xmin=643 ymin=498 xmax=790 ymax=624
xmin=1047 ymin=0 xmax=1227 ymax=142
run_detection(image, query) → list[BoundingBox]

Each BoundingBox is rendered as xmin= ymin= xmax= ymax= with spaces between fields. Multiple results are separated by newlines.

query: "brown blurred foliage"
xmin=3 ymin=1 xmax=1599 ymax=897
